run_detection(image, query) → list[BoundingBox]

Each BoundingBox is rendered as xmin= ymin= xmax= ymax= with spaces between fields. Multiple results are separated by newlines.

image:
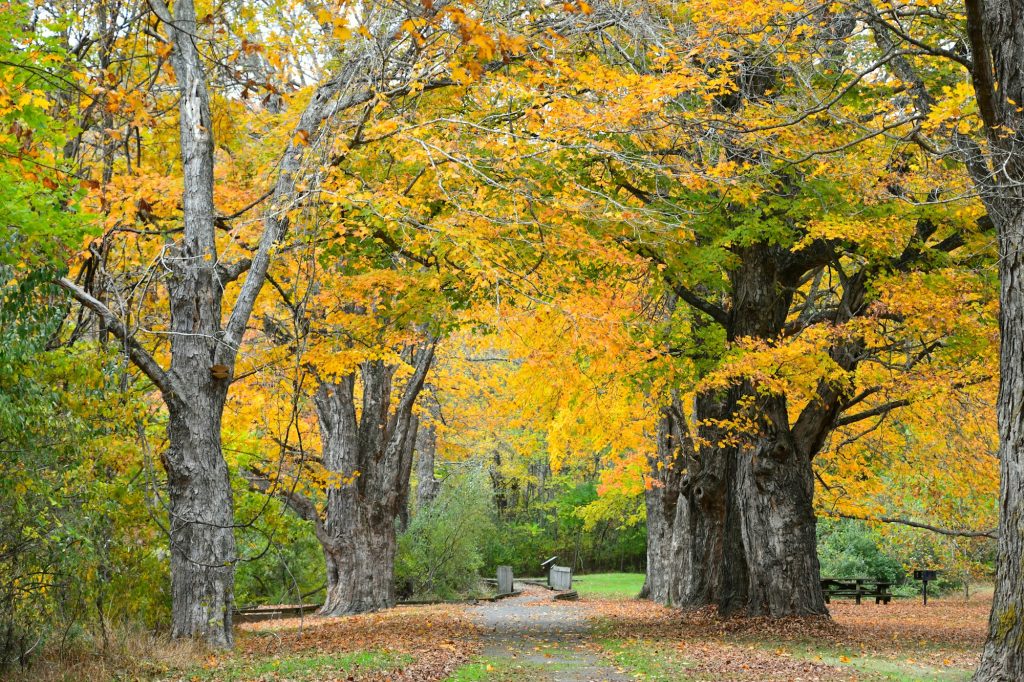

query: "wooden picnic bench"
xmin=820 ymin=577 xmax=892 ymax=605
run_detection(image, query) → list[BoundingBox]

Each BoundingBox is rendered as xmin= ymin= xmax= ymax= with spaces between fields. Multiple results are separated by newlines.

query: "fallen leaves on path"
xmin=235 ymin=603 xmax=480 ymax=681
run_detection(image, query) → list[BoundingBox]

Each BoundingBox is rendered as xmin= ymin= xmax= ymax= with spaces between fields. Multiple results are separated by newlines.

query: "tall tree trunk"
xmin=59 ymin=0 xmax=452 ymax=647
xmin=165 ymin=397 xmax=235 ymax=645
xmin=975 ymin=207 xmax=1024 ymax=678
xmin=314 ymin=342 xmax=435 ymax=616
xmin=963 ymin=2 xmax=1024 ymax=677
xmin=155 ymin=0 xmax=236 ymax=645
xmin=732 ymin=395 xmax=824 ymax=616
xmin=644 ymin=398 xmax=689 ymax=604
xmin=397 ymin=415 xmax=418 ymax=532
xmin=415 ymin=419 xmax=442 ymax=508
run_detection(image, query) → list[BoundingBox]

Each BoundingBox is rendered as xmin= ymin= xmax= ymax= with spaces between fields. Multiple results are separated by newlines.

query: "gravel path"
xmin=469 ymin=583 xmax=632 ymax=682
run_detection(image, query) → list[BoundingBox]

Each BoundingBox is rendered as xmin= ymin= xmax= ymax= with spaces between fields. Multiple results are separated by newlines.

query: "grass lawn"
xmin=185 ymin=651 xmax=411 ymax=681
xmin=572 ymin=572 xmax=645 ymax=598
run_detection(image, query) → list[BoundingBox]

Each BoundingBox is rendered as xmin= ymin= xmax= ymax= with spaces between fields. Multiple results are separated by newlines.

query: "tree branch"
xmin=626 ymin=241 xmax=729 ymax=327
xmin=244 ymin=468 xmax=334 ymax=549
xmin=834 ymin=398 xmax=913 ymax=427
xmin=964 ymin=0 xmax=999 ymax=130
xmin=56 ymin=277 xmax=175 ymax=397
xmin=827 ymin=511 xmax=997 ymax=539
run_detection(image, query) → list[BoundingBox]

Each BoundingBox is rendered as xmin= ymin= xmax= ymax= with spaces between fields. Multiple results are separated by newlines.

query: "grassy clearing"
xmin=185 ymin=651 xmax=411 ymax=681
xmin=572 ymin=572 xmax=645 ymax=599
xmin=805 ymin=647 xmax=972 ymax=681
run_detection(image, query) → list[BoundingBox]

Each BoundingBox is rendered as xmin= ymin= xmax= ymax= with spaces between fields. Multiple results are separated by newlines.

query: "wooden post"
xmin=497 ymin=566 xmax=513 ymax=595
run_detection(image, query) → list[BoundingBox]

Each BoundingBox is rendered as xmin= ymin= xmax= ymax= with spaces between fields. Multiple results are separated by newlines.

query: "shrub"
xmin=817 ymin=518 xmax=906 ymax=583
xmin=395 ymin=468 xmax=494 ymax=600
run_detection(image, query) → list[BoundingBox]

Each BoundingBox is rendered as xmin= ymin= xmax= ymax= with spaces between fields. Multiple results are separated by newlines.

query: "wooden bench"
xmin=821 ymin=577 xmax=892 ymax=605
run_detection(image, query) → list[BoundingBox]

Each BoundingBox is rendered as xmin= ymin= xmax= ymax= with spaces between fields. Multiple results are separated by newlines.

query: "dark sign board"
xmin=913 ymin=569 xmax=938 ymax=581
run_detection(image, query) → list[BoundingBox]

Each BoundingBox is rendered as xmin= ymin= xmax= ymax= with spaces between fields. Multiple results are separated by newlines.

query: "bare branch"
xmin=56 ymin=277 xmax=175 ymax=397
xmin=834 ymin=398 xmax=913 ymax=427
xmin=827 ymin=511 xmax=997 ymax=539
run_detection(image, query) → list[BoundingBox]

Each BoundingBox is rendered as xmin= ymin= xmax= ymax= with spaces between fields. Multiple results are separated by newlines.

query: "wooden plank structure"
xmin=820 ymin=577 xmax=892 ymax=605
xmin=497 ymin=565 xmax=514 ymax=595
xmin=549 ymin=566 xmax=573 ymax=591
xmin=233 ymin=604 xmax=320 ymax=623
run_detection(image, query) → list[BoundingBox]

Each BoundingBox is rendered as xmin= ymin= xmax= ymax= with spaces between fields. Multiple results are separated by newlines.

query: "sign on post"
xmin=497 ymin=565 xmax=514 ymax=595
xmin=913 ymin=569 xmax=938 ymax=605
xmin=541 ymin=556 xmax=558 ymax=586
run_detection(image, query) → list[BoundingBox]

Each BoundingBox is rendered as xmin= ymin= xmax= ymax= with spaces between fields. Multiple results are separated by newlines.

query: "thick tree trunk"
xmin=313 ymin=343 xmax=435 ymax=616
xmin=644 ymin=394 xmax=730 ymax=608
xmin=649 ymin=247 xmax=827 ymax=617
xmin=321 ymin=503 xmax=398 ymax=614
xmin=165 ymin=398 xmax=235 ymax=646
xmin=673 ymin=394 xmax=731 ymax=610
xmin=963 ymin=2 xmax=1024 ymax=677
xmin=732 ymin=397 xmax=825 ymax=616
xmin=717 ymin=250 xmax=825 ymax=617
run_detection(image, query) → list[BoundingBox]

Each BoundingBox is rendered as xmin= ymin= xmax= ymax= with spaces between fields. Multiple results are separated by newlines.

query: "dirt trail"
xmin=469 ymin=583 xmax=631 ymax=682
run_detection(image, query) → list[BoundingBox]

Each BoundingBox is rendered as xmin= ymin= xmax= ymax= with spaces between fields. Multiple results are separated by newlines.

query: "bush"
xmin=395 ymin=469 xmax=494 ymax=600
xmin=817 ymin=518 xmax=988 ymax=597
xmin=0 ymin=273 xmax=169 ymax=671
xmin=817 ymin=518 xmax=906 ymax=584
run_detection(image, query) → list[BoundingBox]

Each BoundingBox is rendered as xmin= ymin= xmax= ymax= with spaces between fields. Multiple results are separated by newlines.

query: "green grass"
xmin=445 ymin=655 xmax=557 ymax=681
xmin=572 ymin=572 xmax=645 ymax=599
xmin=601 ymin=638 xmax=694 ymax=681
xmin=186 ymin=650 xmax=412 ymax=681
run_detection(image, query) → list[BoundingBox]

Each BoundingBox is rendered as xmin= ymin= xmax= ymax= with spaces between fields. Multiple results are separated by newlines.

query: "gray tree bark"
xmin=58 ymin=0 xmax=371 ymax=646
xmin=643 ymin=397 xmax=691 ymax=605
xmin=963 ymin=2 xmax=1024 ymax=678
xmin=415 ymin=418 xmax=442 ymax=509
xmin=314 ymin=341 xmax=435 ymax=616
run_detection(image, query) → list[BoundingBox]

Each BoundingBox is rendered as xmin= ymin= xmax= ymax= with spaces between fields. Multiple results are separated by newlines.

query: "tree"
xmin=472 ymin=0 xmax=994 ymax=616
xmin=312 ymin=341 xmax=435 ymax=615
xmin=57 ymin=0 xmax=483 ymax=646
xmin=961 ymin=0 xmax=1024 ymax=677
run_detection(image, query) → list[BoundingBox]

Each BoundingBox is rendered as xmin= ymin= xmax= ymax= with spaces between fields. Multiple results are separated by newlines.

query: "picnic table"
xmin=820 ymin=577 xmax=892 ymax=605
